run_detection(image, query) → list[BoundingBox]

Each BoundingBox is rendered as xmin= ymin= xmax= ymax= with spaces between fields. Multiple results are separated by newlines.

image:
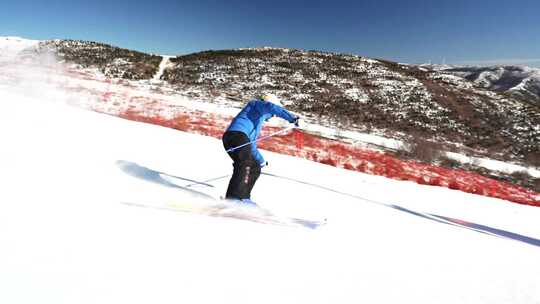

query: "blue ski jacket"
xmin=226 ymin=99 xmax=297 ymax=166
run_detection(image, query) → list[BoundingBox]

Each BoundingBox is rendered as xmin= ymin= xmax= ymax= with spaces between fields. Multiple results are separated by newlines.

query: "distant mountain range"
xmin=5 ymin=37 xmax=540 ymax=171
xmin=420 ymin=64 xmax=540 ymax=106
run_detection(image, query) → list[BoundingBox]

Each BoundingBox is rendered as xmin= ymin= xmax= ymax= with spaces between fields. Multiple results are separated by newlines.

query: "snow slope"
xmin=1 ymin=63 xmax=540 ymax=304
xmin=0 ymin=36 xmax=39 ymax=61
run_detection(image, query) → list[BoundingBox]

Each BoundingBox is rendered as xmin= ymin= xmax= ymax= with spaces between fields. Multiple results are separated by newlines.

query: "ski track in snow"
xmin=1 ymin=44 xmax=540 ymax=304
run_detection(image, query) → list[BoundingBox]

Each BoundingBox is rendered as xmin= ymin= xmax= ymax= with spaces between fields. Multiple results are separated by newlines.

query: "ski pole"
xmin=226 ymin=125 xmax=297 ymax=153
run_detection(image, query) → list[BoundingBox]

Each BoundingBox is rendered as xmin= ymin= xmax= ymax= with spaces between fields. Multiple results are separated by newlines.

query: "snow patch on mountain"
xmin=152 ymin=56 xmax=173 ymax=81
xmin=0 ymin=36 xmax=40 ymax=61
xmin=344 ymin=87 xmax=369 ymax=102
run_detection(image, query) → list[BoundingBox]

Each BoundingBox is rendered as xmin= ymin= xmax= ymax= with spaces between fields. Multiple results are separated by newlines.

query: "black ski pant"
xmin=222 ymin=131 xmax=261 ymax=200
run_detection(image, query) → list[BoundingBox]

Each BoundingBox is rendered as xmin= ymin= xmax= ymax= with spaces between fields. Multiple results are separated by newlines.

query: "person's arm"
xmin=265 ymin=102 xmax=297 ymax=123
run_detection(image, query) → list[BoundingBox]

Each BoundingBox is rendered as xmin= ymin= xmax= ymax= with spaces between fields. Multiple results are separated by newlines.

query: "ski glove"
xmin=293 ymin=116 xmax=300 ymax=127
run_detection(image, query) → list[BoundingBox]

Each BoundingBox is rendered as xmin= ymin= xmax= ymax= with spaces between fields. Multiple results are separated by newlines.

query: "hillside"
xmin=16 ymin=39 xmax=540 ymax=191
xmin=162 ymin=48 xmax=540 ymax=167
xmin=31 ymin=39 xmax=162 ymax=79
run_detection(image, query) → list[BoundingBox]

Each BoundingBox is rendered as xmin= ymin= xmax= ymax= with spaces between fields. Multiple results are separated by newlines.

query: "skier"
xmin=222 ymin=94 xmax=299 ymax=206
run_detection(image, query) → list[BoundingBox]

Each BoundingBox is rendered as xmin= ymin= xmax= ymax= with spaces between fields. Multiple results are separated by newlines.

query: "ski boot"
xmin=239 ymin=198 xmax=258 ymax=208
xmin=224 ymin=197 xmax=258 ymax=208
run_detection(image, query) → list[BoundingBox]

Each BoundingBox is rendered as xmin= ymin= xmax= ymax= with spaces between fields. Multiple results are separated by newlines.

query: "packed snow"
xmin=1 ymin=43 xmax=540 ymax=304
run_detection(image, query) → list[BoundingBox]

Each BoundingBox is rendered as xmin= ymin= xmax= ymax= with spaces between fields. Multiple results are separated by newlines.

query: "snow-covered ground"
xmin=1 ymin=50 xmax=540 ymax=303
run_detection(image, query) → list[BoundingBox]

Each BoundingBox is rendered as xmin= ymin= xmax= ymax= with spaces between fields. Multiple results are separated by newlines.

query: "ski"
xmin=122 ymin=200 xmax=326 ymax=229
xmin=166 ymin=200 xmax=326 ymax=229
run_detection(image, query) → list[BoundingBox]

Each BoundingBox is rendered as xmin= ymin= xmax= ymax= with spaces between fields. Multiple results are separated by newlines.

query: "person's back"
xmin=226 ymin=99 xmax=296 ymax=147
xmin=222 ymin=94 xmax=298 ymax=203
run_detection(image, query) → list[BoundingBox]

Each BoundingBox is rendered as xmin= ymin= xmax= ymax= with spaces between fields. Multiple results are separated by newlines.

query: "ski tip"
xmin=294 ymin=218 xmax=327 ymax=229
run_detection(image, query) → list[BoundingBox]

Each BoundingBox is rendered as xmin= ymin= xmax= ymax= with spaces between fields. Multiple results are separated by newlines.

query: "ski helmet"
xmin=261 ymin=93 xmax=283 ymax=107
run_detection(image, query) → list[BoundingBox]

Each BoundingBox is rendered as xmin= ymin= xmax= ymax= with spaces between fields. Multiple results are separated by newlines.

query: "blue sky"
xmin=2 ymin=0 xmax=539 ymax=66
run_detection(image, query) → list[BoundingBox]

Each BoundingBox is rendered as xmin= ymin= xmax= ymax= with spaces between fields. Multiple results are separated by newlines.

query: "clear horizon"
xmin=2 ymin=0 xmax=539 ymax=67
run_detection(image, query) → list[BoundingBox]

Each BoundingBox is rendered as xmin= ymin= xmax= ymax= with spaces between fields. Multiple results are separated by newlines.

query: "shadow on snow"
xmin=115 ymin=160 xmax=215 ymax=200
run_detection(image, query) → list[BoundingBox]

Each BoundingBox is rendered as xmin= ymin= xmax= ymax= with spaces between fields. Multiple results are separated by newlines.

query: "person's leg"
xmin=226 ymin=160 xmax=258 ymax=199
xmin=245 ymin=163 xmax=261 ymax=198
xmin=223 ymin=132 xmax=255 ymax=199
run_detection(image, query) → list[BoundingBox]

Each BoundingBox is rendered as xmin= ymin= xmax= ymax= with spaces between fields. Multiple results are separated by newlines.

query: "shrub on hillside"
xmin=509 ymin=170 xmax=539 ymax=192
xmin=399 ymin=136 xmax=442 ymax=163
xmin=438 ymin=156 xmax=461 ymax=169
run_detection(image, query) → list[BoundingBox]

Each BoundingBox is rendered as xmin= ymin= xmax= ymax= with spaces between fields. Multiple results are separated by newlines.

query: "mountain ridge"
xmin=443 ymin=65 xmax=540 ymax=106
